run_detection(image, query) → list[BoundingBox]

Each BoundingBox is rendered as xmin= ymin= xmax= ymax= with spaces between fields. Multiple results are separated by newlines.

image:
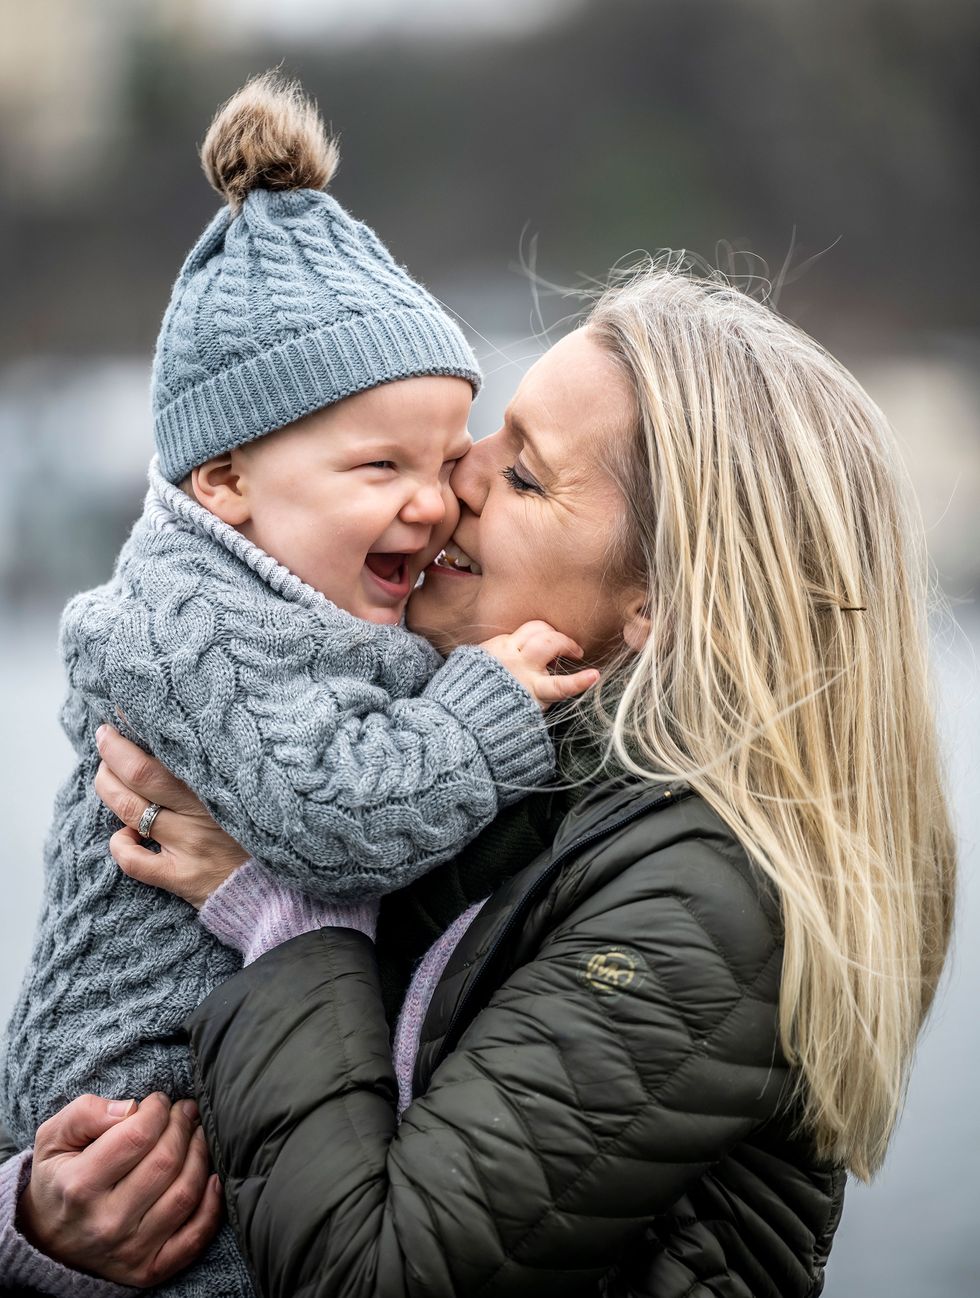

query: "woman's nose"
xmin=450 ymin=432 xmax=498 ymax=515
xmin=401 ymin=482 xmax=446 ymax=527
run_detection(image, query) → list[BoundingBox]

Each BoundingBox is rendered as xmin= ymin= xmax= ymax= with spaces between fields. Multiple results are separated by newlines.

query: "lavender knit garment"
xmin=390 ymin=899 xmax=487 ymax=1113
xmin=200 ymin=860 xmax=379 ymax=965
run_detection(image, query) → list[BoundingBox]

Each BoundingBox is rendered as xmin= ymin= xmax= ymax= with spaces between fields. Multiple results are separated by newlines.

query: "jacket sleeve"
xmin=186 ymin=841 xmax=786 ymax=1297
xmin=68 ymin=559 xmax=554 ymax=899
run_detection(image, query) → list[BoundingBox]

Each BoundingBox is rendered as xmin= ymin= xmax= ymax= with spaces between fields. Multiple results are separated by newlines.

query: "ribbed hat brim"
xmin=155 ymin=306 xmax=481 ymax=483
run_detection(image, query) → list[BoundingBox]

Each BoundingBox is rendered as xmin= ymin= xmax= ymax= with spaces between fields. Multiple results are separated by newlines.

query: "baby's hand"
xmin=480 ymin=620 xmax=600 ymax=710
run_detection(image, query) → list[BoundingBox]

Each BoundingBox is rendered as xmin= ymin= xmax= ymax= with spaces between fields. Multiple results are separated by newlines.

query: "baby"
xmin=0 ymin=76 xmax=594 ymax=1298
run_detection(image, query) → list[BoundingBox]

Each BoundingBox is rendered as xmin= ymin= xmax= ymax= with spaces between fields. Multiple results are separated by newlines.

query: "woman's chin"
xmin=407 ymin=572 xmax=501 ymax=653
xmin=406 ymin=612 xmax=459 ymax=655
xmin=406 ymin=587 xmax=460 ymax=652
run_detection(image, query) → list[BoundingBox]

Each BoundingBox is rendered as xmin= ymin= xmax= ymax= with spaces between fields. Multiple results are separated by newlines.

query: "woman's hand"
xmin=19 ymin=1092 xmax=222 ymax=1288
xmin=94 ymin=725 xmax=248 ymax=908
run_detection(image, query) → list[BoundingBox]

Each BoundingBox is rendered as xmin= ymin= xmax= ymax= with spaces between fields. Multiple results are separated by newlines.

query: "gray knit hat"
xmin=151 ymin=75 xmax=481 ymax=483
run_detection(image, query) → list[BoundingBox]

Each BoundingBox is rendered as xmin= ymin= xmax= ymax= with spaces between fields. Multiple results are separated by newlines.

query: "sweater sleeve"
xmin=185 ymin=841 xmax=786 ymax=1298
xmin=71 ymin=541 xmax=555 ymax=900
xmin=0 ymin=1150 xmax=136 ymax=1298
xmin=199 ymin=858 xmax=378 ymax=965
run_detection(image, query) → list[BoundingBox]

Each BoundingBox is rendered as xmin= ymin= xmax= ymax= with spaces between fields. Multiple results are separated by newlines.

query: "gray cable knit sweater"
xmin=0 ymin=459 xmax=553 ymax=1298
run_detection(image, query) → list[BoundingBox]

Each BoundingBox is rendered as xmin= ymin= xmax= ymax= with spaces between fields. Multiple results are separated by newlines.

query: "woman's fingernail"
xmin=107 ymin=1099 xmax=136 ymax=1117
xmin=178 ymin=1099 xmax=199 ymax=1120
xmin=210 ymin=1175 xmax=222 ymax=1195
xmin=95 ymin=726 xmax=107 ymax=749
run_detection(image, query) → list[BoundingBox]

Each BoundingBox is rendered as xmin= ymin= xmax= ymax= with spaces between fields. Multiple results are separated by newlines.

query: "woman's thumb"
xmin=36 ymin=1094 xmax=137 ymax=1157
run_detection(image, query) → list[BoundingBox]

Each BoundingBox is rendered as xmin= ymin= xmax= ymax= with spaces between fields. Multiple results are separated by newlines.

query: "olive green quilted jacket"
xmin=187 ymin=778 xmax=846 ymax=1297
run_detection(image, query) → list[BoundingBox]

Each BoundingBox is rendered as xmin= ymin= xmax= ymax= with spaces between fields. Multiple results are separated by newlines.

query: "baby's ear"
xmin=190 ymin=453 xmax=251 ymax=526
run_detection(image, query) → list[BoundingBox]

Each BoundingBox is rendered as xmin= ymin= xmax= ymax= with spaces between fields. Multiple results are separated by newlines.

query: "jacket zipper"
xmin=439 ymin=783 xmax=691 ymax=1060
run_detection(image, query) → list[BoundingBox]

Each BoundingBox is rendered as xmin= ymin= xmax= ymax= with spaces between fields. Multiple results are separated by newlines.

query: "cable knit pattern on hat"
xmin=0 ymin=460 xmax=553 ymax=1298
xmin=152 ymin=189 xmax=481 ymax=484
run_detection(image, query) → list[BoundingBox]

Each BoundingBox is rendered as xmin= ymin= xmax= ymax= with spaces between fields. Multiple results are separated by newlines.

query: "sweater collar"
xmin=146 ymin=455 xmax=344 ymax=615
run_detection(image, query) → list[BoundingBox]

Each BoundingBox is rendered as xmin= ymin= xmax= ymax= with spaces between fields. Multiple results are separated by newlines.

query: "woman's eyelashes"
xmin=501 ymin=463 xmax=544 ymax=495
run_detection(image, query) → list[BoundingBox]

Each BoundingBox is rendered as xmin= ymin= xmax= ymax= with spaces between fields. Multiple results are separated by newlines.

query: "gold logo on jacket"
xmin=579 ymin=948 xmax=642 ymax=996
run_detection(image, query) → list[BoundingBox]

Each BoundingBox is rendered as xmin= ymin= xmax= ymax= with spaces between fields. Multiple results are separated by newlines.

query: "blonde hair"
xmin=584 ymin=261 xmax=955 ymax=1180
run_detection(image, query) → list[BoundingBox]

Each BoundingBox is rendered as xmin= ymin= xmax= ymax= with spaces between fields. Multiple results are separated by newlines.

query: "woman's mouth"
xmin=364 ymin=552 xmax=411 ymax=600
xmin=430 ymin=542 xmax=482 ymax=576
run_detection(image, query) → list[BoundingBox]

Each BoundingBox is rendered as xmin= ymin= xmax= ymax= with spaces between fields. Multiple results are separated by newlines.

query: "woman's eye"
xmin=362 ymin=461 xmax=395 ymax=471
xmin=501 ymin=464 xmax=543 ymax=495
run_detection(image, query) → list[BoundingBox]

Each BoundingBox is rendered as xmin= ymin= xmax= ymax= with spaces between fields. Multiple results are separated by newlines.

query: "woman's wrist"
xmin=199 ymin=859 xmax=378 ymax=964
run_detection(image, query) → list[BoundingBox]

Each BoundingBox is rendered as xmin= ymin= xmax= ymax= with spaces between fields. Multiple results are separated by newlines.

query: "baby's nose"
xmin=402 ymin=484 xmax=446 ymax=525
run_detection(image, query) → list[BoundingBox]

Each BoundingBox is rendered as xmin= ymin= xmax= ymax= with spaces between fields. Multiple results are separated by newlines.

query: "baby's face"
xmin=231 ymin=376 xmax=473 ymax=624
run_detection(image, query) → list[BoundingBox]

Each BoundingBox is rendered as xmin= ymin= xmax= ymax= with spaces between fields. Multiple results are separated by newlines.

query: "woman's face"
xmin=408 ymin=328 xmax=642 ymax=662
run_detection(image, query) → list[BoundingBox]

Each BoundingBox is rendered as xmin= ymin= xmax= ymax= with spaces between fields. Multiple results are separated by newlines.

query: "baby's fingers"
xmin=514 ymin=625 xmax=585 ymax=668
xmin=535 ymin=667 xmax=600 ymax=705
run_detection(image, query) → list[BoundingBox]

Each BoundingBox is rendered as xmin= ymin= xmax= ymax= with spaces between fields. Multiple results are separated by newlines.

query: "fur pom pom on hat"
xmin=151 ymin=72 xmax=481 ymax=484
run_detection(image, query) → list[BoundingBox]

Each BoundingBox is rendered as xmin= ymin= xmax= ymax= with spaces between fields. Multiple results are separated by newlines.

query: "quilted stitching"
xmin=188 ymin=788 xmax=845 ymax=1298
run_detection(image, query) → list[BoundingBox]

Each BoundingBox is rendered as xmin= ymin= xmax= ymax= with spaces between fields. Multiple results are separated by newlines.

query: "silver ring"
xmin=137 ymin=802 xmax=163 ymax=840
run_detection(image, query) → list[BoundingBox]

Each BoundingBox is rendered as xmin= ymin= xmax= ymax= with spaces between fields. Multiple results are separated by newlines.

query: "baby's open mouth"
xmin=433 ymin=543 xmax=482 ymax=575
xmin=365 ymin=553 xmax=404 ymax=582
xmin=364 ymin=552 xmax=410 ymax=598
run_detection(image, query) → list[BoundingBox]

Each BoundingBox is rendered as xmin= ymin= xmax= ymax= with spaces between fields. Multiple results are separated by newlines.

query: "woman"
xmin=3 ymin=266 xmax=955 ymax=1296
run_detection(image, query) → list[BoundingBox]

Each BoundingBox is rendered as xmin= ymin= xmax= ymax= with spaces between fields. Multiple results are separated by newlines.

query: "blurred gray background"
xmin=1 ymin=2 xmax=978 ymax=1293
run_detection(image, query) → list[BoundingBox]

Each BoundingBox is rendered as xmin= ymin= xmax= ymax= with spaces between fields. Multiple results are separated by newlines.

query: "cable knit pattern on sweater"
xmin=0 ymin=460 xmax=553 ymax=1298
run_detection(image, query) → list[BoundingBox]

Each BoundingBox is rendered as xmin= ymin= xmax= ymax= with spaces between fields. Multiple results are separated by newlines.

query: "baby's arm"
xmin=92 ymin=595 xmax=587 ymax=900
